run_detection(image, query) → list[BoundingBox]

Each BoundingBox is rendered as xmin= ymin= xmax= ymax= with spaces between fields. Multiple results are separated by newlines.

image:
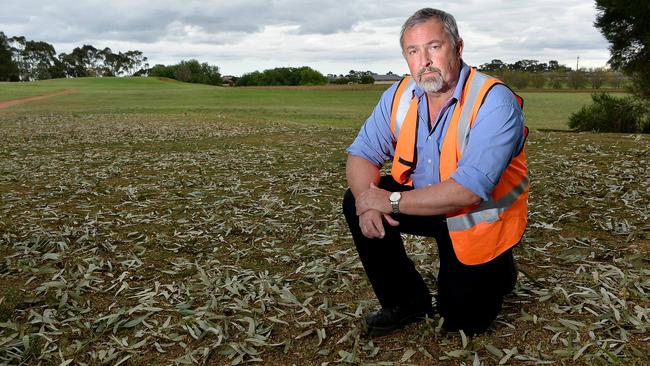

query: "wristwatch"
xmin=389 ymin=192 xmax=402 ymax=214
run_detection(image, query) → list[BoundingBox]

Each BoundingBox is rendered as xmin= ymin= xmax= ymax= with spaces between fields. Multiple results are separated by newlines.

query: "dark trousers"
xmin=343 ymin=176 xmax=518 ymax=335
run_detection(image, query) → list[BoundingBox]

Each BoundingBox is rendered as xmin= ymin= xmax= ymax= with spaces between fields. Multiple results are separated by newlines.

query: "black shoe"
xmin=362 ymin=305 xmax=434 ymax=337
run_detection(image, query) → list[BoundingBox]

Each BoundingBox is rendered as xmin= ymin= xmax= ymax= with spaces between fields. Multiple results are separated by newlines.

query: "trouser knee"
xmin=440 ymin=300 xmax=502 ymax=335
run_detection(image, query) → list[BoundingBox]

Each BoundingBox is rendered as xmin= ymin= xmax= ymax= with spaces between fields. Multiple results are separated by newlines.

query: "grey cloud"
xmin=2 ymin=0 xmax=438 ymax=43
xmin=0 ymin=0 xmax=609 ymax=75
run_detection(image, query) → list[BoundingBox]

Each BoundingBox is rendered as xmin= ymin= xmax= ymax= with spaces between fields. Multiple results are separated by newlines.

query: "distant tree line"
xmin=148 ymin=60 xmax=222 ymax=85
xmin=0 ymin=32 xmax=148 ymax=81
xmin=328 ymin=70 xmax=376 ymax=84
xmin=478 ymin=59 xmax=571 ymax=73
xmin=236 ymin=66 xmax=327 ymax=86
xmin=477 ymin=59 xmax=627 ymax=90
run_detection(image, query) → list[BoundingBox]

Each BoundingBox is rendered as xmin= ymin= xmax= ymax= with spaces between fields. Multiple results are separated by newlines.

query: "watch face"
xmin=390 ymin=192 xmax=401 ymax=202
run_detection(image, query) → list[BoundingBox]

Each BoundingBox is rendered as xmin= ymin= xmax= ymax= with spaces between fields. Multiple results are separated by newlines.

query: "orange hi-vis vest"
xmin=389 ymin=67 xmax=529 ymax=265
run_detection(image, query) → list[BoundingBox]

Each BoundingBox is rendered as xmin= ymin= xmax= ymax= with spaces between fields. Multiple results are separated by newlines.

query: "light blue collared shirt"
xmin=347 ymin=62 xmax=524 ymax=201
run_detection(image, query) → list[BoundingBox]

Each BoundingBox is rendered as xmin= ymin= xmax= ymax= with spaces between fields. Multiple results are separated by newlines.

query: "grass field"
xmin=0 ymin=77 xmax=615 ymax=130
xmin=0 ymin=78 xmax=648 ymax=365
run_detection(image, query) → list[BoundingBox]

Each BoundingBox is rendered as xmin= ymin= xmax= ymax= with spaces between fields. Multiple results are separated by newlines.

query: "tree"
xmin=589 ymin=68 xmax=608 ymax=89
xmin=8 ymin=36 xmax=28 ymax=80
xmin=78 ymin=45 xmax=101 ymax=76
xmin=595 ymin=0 xmax=650 ymax=98
xmin=148 ymin=59 xmax=220 ymax=85
xmin=58 ymin=45 xmax=99 ymax=77
xmin=359 ymin=74 xmax=375 ymax=84
xmin=548 ymin=60 xmax=560 ymax=71
xmin=174 ymin=63 xmax=192 ymax=82
xmin=149 ymin=64 xmax=177 ymax=79
xmin=236 ymin=66 xmax=325 ymax=86
xmin=510 ymin=59 xmax=540 ymax=72
xmin=298 ymin=66 xmax=327 ymax=85
xmin=478 ymin=59 xmax=507 ymax=73
xmin=21 ymin=40 xmax=59 ymax=80
xmin=0 ymin=32 xmax=19 ymax=81
xmin=59 ymin=51 xmax=86 ymax=77
xmin=102 ymin=48 xmax=125 ymax=76
xmin=123 ymin=50 xmax=148 ymax=76
xmin=567 ymin=70 xmax=588 ymax=89
xmin=199 ymin=62 xmax=221 ymax=85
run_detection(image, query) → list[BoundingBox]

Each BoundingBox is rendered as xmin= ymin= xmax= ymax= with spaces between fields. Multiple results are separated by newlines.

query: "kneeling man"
xmin=343 ymin=8 xmax=528 ymax=337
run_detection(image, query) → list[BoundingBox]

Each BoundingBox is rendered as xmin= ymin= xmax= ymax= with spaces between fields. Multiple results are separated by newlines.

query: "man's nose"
xmin=419 ymin=52 xmax=431 ymax=68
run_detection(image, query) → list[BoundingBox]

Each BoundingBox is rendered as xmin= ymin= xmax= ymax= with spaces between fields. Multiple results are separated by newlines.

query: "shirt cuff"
xmin=451 ymin=165 xmax=495 ymax=201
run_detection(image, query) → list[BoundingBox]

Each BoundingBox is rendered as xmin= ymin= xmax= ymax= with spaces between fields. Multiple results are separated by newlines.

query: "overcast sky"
xmin=1 ymin=0 xmax=610 ymax=76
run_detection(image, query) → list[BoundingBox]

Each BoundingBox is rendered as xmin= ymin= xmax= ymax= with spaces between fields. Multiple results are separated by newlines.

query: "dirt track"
xmin=0 ymin=89 xmax=74 ymax=109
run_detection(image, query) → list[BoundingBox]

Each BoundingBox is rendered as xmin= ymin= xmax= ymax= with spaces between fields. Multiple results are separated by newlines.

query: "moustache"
xmin=417 ymin=67 xmax=441 ymax=78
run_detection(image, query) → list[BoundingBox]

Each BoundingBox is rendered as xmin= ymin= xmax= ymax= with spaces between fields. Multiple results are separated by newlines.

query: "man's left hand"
xmin=356 ymin=183 xmax=392 ymax=216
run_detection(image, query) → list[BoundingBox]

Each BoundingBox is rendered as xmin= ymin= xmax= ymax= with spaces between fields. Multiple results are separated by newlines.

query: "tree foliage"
xmin=328 ymin=70 xmax=376 ymax=84
xmin=1 ymin=33 xmax=150 ymax=80
xmin=589 ymin=68 xmax=608 ymax=89
xmin=148 ymin=59 xmax=222 ymax=85
xmin=0 ymin=31 xmax=19 ymax=81
xmin=478 ymin=59 xmax=570 ymax=73
xmin=569 ymin=93 xmax=650 ymax=133
xmin=236 ymin=66 xmax=326 ymax=86
xmin=595 ymin=0 xmax=650 ymax=98
xmin=567 ymin=70 xmax=588 ymax=89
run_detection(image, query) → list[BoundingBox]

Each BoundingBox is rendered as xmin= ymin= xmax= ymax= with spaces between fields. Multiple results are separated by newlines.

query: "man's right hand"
xmin=359 ymin=209 xmax=400 ymax=239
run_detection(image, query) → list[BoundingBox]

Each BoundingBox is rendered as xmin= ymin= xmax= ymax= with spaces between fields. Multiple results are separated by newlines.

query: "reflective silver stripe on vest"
xmin=394 ymin=78 xmax=417 ymax=137
xmin=457 ymin=71 xmax=491 ymax=154
xmin=447 ymin=175 xmax=529 ymax=231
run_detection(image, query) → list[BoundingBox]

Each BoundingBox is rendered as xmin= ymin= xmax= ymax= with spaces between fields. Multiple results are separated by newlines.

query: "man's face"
xmin=402 ymin=19 xmax=463 ymax=94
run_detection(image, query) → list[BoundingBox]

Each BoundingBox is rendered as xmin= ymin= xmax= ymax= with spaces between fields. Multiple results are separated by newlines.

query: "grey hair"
xmin=400 ymin=8 xmax=460 ymax=49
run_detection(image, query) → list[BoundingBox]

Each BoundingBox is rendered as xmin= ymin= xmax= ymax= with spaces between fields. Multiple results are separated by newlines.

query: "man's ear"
xmin=456 ymin=38 xmax=464 ymax=58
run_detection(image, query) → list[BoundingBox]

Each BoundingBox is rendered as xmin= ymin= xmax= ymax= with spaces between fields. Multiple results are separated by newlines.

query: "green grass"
xmin=0 ymin=78 xmax=381 ymax=128
xmin=0 ymin=77 xmax=623 ymax=130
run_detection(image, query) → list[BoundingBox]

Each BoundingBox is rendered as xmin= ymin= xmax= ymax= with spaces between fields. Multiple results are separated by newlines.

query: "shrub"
xmin=568 ymin=93 xmax=650 ymax=133
xmin=530 ymin=73 xmax=546 ymax=89
xmin=502 ymin=70 xmax=529 ymax=89
xmin=567 ymin=70 xmax=588 ymax=89
xmin=235 ymin=66 xmax=326 ymax=86
xmin=359 ymin=74 xmax=375 ymax=84
xmin=549 ymin=72 xmax=564 ymax=89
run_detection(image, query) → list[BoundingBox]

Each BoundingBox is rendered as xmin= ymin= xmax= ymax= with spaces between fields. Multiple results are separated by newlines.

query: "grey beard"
xmin=416 ymin=76 xmax=444 ymax=93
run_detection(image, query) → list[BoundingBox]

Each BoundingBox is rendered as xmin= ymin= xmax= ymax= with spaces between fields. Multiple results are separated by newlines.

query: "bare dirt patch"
xmin=0 ymin=89 xmax=75 ymax=109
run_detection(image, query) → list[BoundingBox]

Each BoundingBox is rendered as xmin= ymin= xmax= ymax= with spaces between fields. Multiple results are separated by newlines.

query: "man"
xmin=343 ymin=8 xmax=528 ymax=337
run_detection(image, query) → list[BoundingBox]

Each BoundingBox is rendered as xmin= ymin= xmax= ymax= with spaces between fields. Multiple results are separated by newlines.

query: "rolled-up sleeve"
xmin=346 ymin=83 xmax=399 ymax=167
xmin=451 ymin=85 xmax=525 ymax=201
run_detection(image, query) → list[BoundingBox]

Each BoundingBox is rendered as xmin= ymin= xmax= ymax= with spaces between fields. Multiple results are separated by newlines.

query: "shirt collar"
xmin=413 ymin=60 xmax=470 ymax=102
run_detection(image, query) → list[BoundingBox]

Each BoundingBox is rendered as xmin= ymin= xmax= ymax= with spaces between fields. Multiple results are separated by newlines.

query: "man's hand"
xmin=359 ymin=209 xmax=400 ymax=239
xmin=356 ymin=183 xmax=392 ymax=216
